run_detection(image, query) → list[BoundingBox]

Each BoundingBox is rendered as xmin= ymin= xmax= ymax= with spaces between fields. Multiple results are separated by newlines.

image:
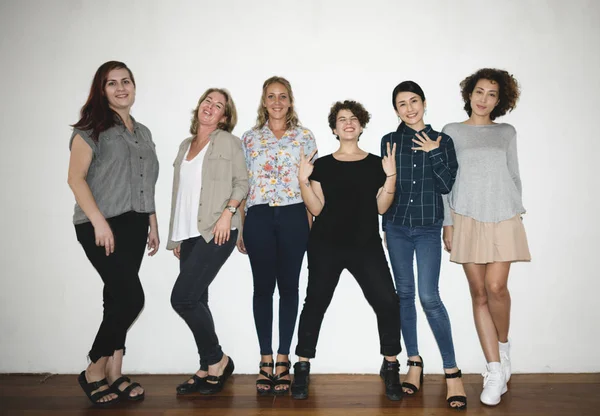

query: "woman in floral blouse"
xmin=239 ymin=76 xmax=317 ymax=395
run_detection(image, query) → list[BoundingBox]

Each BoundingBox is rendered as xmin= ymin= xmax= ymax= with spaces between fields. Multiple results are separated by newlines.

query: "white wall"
xmin=0 ymin=0 xmax=598 ymax=375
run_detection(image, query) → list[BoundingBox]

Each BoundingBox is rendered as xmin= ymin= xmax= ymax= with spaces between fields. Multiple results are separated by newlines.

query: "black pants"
xmin=75 ymin=211 xmax=149 ymax=363
xmin=243 ymin=203 xmax=309 ymax=355
xmin=170 ymin=231 xmax=237 ymax=368
xmin=295 ymin=239 xmax=402 ymax=358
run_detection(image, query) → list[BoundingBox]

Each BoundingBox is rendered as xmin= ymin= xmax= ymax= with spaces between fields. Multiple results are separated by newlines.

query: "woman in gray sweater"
xmin=442 ymin=68 xmax=530 ymax=407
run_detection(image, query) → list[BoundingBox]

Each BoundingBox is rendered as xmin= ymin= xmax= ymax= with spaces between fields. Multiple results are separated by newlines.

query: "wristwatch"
xmin=225 ymin=205 xmax=237 ymax=214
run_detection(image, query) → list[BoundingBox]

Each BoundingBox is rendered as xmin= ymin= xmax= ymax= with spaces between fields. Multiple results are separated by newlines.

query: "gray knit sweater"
xmin=442 ymin=122 xmax=525 ymax=225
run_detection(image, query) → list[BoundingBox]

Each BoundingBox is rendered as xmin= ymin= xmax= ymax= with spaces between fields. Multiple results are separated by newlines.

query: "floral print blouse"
xmin=241 ymin=125 xmax=318 ymax=209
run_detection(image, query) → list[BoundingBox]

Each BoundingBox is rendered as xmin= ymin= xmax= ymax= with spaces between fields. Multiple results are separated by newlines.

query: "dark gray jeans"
xmin=170 ymin=230 xmax=237 ymax=368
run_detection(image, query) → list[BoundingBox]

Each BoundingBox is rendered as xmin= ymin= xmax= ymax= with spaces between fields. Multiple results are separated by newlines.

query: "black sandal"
xmin=402 ymin=356 xmax=424 ymax=396
xmin=256 ymin=361 xmax=274 ymax=396
xmin=176 ymin=374 xmax=206 ymax=395
xmin=291 ymin=361 xmax=310 ymax=400
xmin=77 ymin=371 xmax=119 ymax=407
xmin=273 ymin=361 xmax=292 ymax=396
xmin=379 ymin=358 xmax=403 ymax=401
xmin=110 ymin=375 xmax=145 ymax=401
xmin=445 ymin=369 xmax=467 ymax=410
xmin=198 ymin=356 xmax=235 ymax=395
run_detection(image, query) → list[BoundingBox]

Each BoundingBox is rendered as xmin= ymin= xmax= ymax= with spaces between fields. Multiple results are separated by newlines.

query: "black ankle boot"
xmin=291 ymin=361 xmax=310 ymax=400
xmin=379 ymin=358 xmax=403 ymax=401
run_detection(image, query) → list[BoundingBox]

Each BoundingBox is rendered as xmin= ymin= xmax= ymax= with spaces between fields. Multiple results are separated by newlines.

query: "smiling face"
xmin=263 ymin=82 xmax=291 ymax=122
xmin=197 ymin=91 xmax=227 ymax=129
xmin=333 ymin=109 xmax=362 ymax=141
xmin=104 ymin=68 xmax=136 ymax=111
xmin=469 ymin=78 xmax=500 ymax=119
xmin=395 ymin=91 xmax=426 ymax=130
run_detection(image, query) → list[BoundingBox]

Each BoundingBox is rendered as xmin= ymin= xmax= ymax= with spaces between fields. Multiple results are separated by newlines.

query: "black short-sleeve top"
xmin=309 ymin=153 xmax=386 ymax=247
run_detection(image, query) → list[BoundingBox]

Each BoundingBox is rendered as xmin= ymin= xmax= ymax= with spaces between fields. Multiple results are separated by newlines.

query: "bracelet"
xmin=386 ymin=173 xmax=397 ymax=177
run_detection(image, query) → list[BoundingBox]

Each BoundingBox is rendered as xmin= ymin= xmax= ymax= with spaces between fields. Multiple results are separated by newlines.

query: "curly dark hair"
xmin=327 ymin=100 xmax=371 ymax=140
xmin=460 ymin=68 xmax=520 ymax=120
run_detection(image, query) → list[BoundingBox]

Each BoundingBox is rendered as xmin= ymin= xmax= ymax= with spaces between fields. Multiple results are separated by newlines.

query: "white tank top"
xmin=171 ymin=144 xmax=208 ymax=241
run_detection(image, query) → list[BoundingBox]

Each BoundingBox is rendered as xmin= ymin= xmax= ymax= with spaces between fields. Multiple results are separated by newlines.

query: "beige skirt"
xmin=450 ymin=210 xmax=531 ymax=264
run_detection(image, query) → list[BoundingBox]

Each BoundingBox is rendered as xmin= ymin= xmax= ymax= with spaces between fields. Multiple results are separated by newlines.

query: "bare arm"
xmin=376 ymin=176 xmax=396 ymax=214
xmin=67 ymin=134 xmax=114 ymax=256
xmin=301 ymin=180 xmax=325 ymax=217
xmin=298 ymin=147 xmax=324 ymax=216
xmin=377 ymin=142 xmax=397 ymax=215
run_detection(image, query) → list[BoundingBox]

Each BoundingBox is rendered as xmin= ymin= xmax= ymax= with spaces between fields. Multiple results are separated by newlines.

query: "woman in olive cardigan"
xmin=166 ymin=88 xmax=248 ymax=395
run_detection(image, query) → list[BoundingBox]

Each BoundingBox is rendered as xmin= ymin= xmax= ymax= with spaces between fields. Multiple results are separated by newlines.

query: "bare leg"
xmin=86 ymin=357 xmax=118 ymax=403
xmin=485 ymin=262 xmax=511 ymax=343
xmin=274 ymin=353 xmax=290 ymax=392
xmin=257 ymin=354 xmax=274 ymax=392
xmin=463 ymin=263 xmax=500 ymax=362
xmin=105 ymin=349 xmax=144 ymax=397
xmin=445 ymin=366 xmax=467 ymax=408
xmin=403 ymin=355 xmax=422 ymax=394
xmin=206 ymin=354 xmax=229 ymax=384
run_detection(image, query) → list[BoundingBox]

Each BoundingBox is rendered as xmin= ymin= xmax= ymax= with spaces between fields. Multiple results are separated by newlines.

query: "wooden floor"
xmin=1 ymin=373 xmax=599 ymax=415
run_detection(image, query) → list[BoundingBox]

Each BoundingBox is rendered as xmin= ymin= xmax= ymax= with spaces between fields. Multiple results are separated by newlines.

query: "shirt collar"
xmin=115 ymin=114 xmax=140 ymax=132
xmin=397 ymin=123 xmax=432 ymax=136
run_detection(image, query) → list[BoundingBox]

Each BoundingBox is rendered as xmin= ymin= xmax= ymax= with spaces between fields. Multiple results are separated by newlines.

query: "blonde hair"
xmin=254 ymin=76 xmax=300 ymax=130
xmin=190 ymin=88 xmax=238 ymax=134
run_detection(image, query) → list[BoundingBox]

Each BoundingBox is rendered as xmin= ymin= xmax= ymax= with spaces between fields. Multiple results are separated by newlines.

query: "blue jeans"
xmin=386 ymin=223 xmax=456 ymax=369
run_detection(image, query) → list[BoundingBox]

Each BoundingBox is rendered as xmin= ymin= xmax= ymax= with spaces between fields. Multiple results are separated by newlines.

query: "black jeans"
xmin=170 ymin=231 xmax=237 ymax=368
xmin=75 ymin=211 xmax=149 ymax=363
xmin=243 ymin=203 xmax=309 ymax=356
xmin=295 ymin=239 xmax=402 ymax=358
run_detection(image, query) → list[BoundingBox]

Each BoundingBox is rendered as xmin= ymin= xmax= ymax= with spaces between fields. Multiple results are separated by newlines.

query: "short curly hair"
xmin=328 ymin=100 xmax=371 ymax=139
xmin=460 ymin=68 xmax=520 ymax=120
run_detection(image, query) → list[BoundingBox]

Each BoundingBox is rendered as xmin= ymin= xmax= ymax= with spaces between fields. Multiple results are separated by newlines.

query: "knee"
xmin=396 ymin=284 xmax=416 ymax=303
xmin=277 ymin=281 xmax=299 ymax=299
xmin=487 ymin=282 xmax=509 ymax=300
xmin=170 ymin=289 xmax=187 ymax=313
xmin=125 ymin=288 xmax=144 ymax=319
xmin=470 ymin=287 xmax=488 ymax=308
xmin=302 ymin=294 xmax=331 ymax=315
xmin=419 ymin=291 xmax=442 ymax=312
xmin=375 ymin=291 xmax=400 ymax=315
xmin=253 ymin=278 xmax=276 ymax=298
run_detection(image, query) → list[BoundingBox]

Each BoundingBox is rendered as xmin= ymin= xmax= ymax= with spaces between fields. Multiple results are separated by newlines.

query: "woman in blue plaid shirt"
xmin=381 ymin=81 xmax=466 ymax=410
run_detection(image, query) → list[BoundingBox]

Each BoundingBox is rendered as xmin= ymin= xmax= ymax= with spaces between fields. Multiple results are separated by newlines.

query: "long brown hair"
xmin=254 ymin=76 xmax=300 ymax=130
xmin=72 ymin=61 xmax=136 ymax=141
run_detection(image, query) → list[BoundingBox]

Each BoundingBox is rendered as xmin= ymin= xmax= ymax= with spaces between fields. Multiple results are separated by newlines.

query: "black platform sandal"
xmin=176 ymin=374 xmax=206 ymax=395
xmin=198 ymin=356 xmax=235 ymax=395
xmin=256 ymin=361 xmax=274 ymax=396
xmin=402 ymin=356 xmax=424 ymax=396
xmin=379 ymin=358 xmax=404 ymax=401
xmin=110 ymin=375 xmax=145 ymax=401
xmin=77 ymin=371 xmax=119 ymax=407
xmin=273 ymin=361 xmax=292 ymax=396
xmin=291 ymin=361 xmax=310 ymax=400
xmin=445 ymin=369 xmax=467 ymax=410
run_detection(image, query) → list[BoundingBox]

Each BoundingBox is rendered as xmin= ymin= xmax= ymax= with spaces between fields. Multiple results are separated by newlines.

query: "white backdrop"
xmin=0 ymin=0 xmax=598 ymax=375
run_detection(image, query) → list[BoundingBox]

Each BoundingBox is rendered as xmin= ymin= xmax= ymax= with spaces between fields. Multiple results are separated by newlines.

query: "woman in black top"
xmin=290 ymin=100 xmax=403 ymax=401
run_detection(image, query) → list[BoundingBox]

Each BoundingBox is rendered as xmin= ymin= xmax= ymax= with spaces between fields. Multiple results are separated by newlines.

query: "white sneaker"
xmin=499 ymin=340 xmax=511 ymax=382
xmin=480 ymin=362 xmax=507 ymax=406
